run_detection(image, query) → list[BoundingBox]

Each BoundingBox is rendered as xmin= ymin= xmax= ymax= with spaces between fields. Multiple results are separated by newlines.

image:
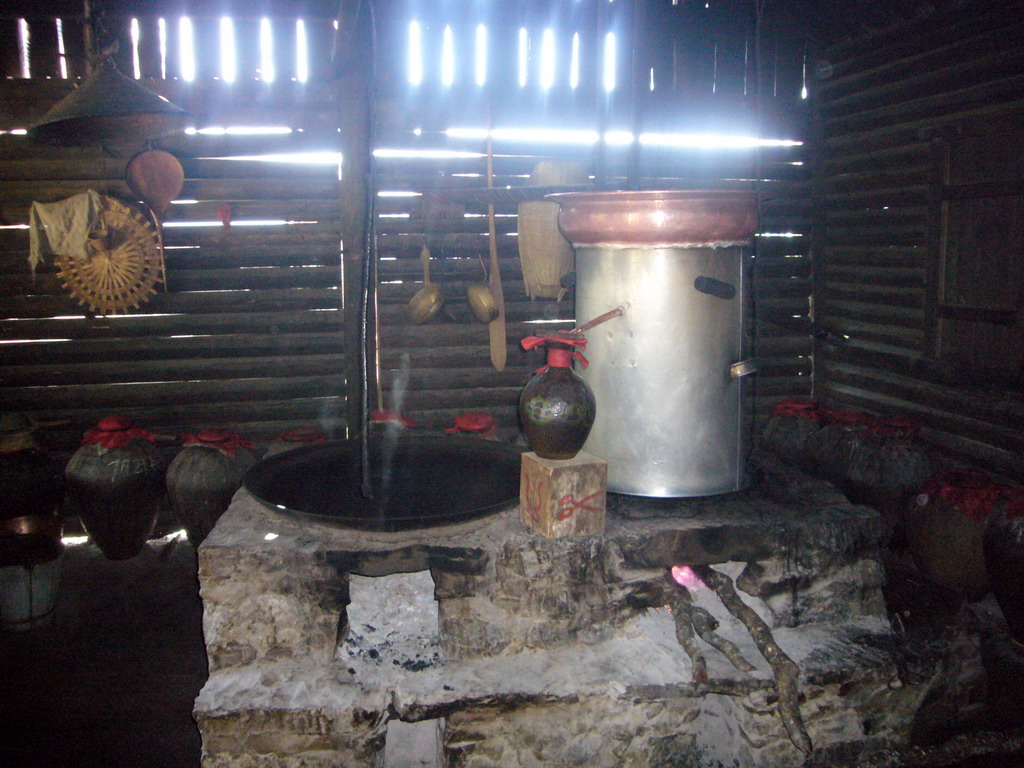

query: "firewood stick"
xmin=626 ymin=677 xmax=771 ymax=701
xmin=693 ymin=565 xmax=813 ymax=755
xmin=667 ymin=570 xmax=755 ymax=674
xmin=690 ymin=606 xmax=757 ymax=674
xmin=666 ymin=573 xmax=708 ymax=684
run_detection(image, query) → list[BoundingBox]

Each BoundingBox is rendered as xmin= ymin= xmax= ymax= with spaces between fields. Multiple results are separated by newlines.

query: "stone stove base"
xmin=194 ymin=456 xmax=984 ymax=767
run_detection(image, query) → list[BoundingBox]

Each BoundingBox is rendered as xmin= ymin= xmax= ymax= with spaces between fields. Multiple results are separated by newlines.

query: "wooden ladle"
xmin=408 ymin=244 xmax=444 ymax=323
xmin=467 ymin=255 xmax=498 ymax=323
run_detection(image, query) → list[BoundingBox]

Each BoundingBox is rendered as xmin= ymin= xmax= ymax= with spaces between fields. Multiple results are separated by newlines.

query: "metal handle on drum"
xmin=694 ymin=276 xmax=737 ymax=300
xmin=730 ymin=359 xmax=758 ymax=378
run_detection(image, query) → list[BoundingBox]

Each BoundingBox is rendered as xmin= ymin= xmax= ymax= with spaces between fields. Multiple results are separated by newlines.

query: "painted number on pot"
xmin=107 ymin=457 xmax=160 ymax=479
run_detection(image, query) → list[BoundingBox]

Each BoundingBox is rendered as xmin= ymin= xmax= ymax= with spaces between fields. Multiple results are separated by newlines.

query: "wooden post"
xmin=520 ymin=451 xmax=607 ymax=538
xmin=83 ymin=0 xmax=96 ymax=75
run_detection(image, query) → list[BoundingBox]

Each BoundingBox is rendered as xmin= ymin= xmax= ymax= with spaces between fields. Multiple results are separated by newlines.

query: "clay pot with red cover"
xmin=166 ymin=429 xmax=257 ymax=546
xmin=800 ymin=408 xmax=875 ymax=487
xmin=518 ymin=334 xmax=596 ymax=460
xmin=0 ymin=412 xmax=63 ymax=523
xmin=903 ymin=469 xmax=1010 ymax=601
xmin=445 ymin=412 xmax=497 ymax=439
xmin=64 ymin=416 xmax=166 ymax=560
xmin=844 ymin=417 xmax=933 ymax=527
xmin=758 ymin=399 xmax=823 ymax=466
xmin=983 ymin=488 xmax=1024 ymax=644
xmin=264 ymin=426 xmax=329 ymax=457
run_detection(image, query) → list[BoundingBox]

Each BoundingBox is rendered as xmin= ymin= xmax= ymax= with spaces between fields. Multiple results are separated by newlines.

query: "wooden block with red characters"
xmin=520 ymin=450 xmax=607 ymax=537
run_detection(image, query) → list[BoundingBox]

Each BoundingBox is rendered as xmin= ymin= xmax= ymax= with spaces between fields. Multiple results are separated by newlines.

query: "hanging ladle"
xmin=408 ymin=244 xmax=444 ymax=323
xmin=467 ymin=254 xmax=499 ymax=323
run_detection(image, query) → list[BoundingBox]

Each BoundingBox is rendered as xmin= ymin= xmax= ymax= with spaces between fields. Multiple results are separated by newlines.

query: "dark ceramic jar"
xmin=983 ymin=489 xmax=1024 ymax=644
xmin=518 ymin=334 xmax=596 ymax=460
xmin=758 ymin=399 xmax=823 ymax=465
xmin=64 ymin=416 xmax=165 ymax=560
xmin=0 ymin=412 xmax=63 ymax=522
xmin=799 ymin=408 xmax=875 ymax=487
xmin=166 ymin=429 xmax=257 ymax=546
xmin=903 ymin=468 xmax=1010 ymax=601
xmin=845 ymin=417 xmax=933 ymax=529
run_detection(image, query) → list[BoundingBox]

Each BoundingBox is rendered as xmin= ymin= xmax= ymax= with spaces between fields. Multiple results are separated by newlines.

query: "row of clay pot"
xmin=760 ymin=400 xmax=933 ymax=528
xmin=0 ymin=416 xmax=330 ymax=563
xmin=64 ymin=418 xmax=335 ymax=560
xmin=4 ymin=410 xmax=506 ymax=564
xmin=760 ymin=400 xmax=1024 ymax=645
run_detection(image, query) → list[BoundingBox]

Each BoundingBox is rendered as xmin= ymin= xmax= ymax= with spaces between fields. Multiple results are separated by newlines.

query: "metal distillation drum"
xmin=552 ymin=190 xmax=758 ymax=497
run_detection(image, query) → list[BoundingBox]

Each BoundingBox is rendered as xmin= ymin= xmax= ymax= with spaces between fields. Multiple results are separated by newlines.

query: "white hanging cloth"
xmin=28 ymin=189 xmax=104 ymax=275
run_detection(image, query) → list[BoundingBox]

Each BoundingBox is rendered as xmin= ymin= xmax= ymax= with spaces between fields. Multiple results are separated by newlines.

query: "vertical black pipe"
xmin=358 ymin=0 xmax=378 ymax=499
xmin=333 ymin=0 xmax=377 ymax=499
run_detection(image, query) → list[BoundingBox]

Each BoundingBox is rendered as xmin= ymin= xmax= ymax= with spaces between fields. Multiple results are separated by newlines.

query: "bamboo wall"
xmin=0 ymin=12 xmax=345 ymax=455
xmin=812 ymin=0 xmax=1024 ymax=479
xmin=0 ymin=0 xmax=815 ymax=459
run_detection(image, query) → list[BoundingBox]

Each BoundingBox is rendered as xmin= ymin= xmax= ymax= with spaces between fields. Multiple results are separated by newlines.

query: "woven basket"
xmin=55 ymin=196 xmax=163 ymax=316
xmin=518 ymin=161 xmax=587 ymax=299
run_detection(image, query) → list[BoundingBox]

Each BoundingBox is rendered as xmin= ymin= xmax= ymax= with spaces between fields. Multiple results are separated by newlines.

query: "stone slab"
xmin=203 ymin=454 xmax=883 ymax=577
xmin=194 ymin=456 xmax=923 ymax=767
xmin=194 ymin=565 xmax=960 ymax=768
xmin=199 ymin=455 xmax=888 ymax=666
xmin=196 ymin=603 xmax=900 ymax=720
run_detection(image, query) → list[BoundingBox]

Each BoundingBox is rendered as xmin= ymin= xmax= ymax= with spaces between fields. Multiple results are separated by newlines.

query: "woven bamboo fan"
xmin=55 ymin=196 xmax=164 ymax=315
xmin=517 ymin=160 xmax=588 ymax=300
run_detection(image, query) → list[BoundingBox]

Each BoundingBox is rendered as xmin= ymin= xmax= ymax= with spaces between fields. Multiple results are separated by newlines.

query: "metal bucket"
xmin=0 ymin=557 xmax=61 ymax=631
xmin=552 ymin=190 xmax=758 ymax=497
xmin=0 ymin=515 xmax=64 ymax=631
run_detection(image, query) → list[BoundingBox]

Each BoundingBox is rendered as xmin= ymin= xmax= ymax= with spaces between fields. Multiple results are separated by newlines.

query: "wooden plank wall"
xmin=0 ymin=13 xmax=345 ymax=456
xmin=812 ymin=0 xmax=1024 ymax=479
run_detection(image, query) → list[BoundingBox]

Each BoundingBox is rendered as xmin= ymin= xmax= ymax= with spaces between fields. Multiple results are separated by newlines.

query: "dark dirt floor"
xmin=2 ymin=537 xmax=1024 ymax=768
xmin=0 ymin=538 xmax=205 ymax=768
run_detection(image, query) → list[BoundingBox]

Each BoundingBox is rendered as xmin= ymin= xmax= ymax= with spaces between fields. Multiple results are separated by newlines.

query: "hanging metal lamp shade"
xmin=28 ymin=59 xmax=189 ymax=146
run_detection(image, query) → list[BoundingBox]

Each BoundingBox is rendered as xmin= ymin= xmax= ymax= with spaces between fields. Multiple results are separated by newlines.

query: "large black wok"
xmin=243 ymin=435 xmax=522 ymax=532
